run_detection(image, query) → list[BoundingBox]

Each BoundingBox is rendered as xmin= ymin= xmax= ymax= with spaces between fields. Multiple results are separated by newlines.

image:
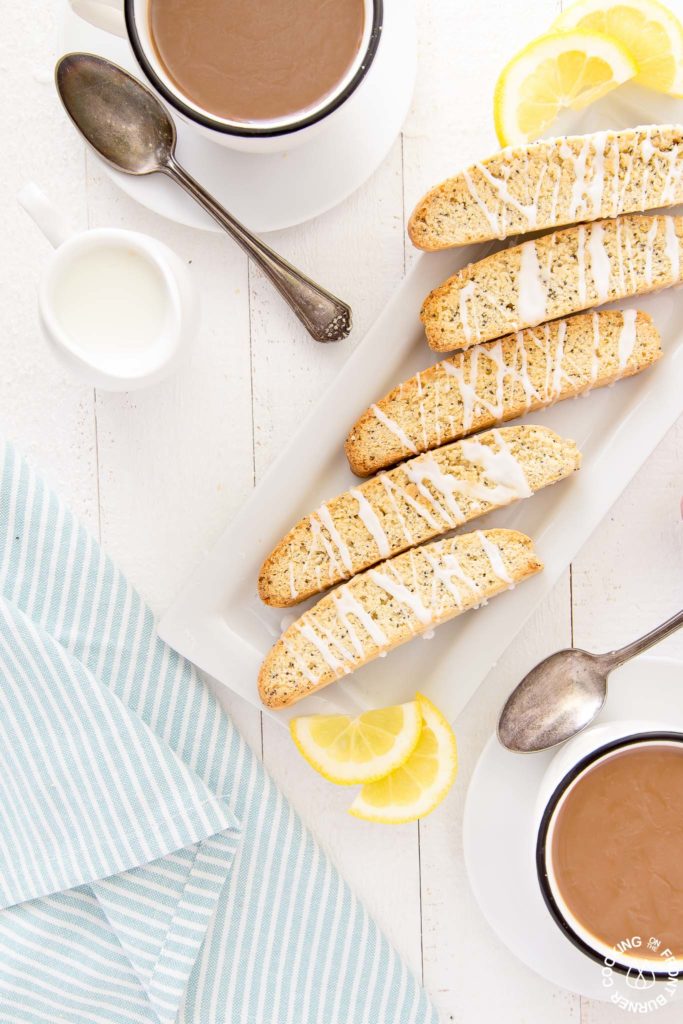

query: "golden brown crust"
xmin=258 ymin=425 xmax=579 ymax=607
xmin=258 ymin=529 xmax=542 ymax=709
xmin=345 ymin=310 xmax=661 ymax=476
xmin=420 ymin=215 xmax=682 ymax=352
xmin=408 ymin=126 xmax=683 ymax=251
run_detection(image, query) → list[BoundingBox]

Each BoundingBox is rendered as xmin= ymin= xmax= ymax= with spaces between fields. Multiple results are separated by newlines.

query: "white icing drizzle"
xmin=449 ymin=129 xmax=683 ymax=269
xmin=462 ymin=167 xmax=503 ymax=238
xmin=661 ymin=144 xmax=682 ymax=204
xmin=644 ymin=216 xmax=660 ymax=286
xmin=459 ymin=280 xmax=477 ymax=343
xmin=617 ymin=309 xmax=638 ymax=370
xmin=441 ymin=328 xmax=556 ymax=435
xmin=287 ymin=529 xmax=524 ymax=682
xmin=351 ymin=487 xmax=390 ymax=558
xmin=458 ymin=129 xmax=655 ymax=238
xmin=332 ymin=588 xmax=389 ymax=651
xmin=577 ymin=225 xmax=587 ymax=305
xmin=403 ymin=453 xmax=465 ymax=527
xmin=370 ymin=313 xmax=596 ymax=466
xmin=586 ymin=131 xmax=608 ymax=215
xmin=588 ymin=222 xmax=611 ymax=304
xmin=638 ymin=127 xmax=652 ymax=212
xmin=443 ymin=344 xmax=504 ymax=433
xmin=550 ymin=319 xmax=568 ymax=398
xmin=640 ymin=126 xmax=655 ymax=163
xmin=422 ymin=544 xmax=481 ymax=611
xmin=297 ymin=620 xmax=350 ymax=673
xmin=415 ymin=372 xmax=429 ymax=450
xmin=517 ymin=241 xmax=548 ymax=324
xmin=371 ymin=403 xmax=418 ymax=454
xmin=308 ymin=514 xmax=342 ymax=574
xmin=561 ymin=136 xmax=590 ymax=218
xmin=281 ymin=635 xmax=318 ymax=684
xmin=473 ymin=161 xmax=539 ymax=228
xmin=590 ymin=312 xmax=601 ymax=383
xmin=476 ymin=530 xmax=513 ymax=584
xmin=460 ymin=429 xmax=532 ymax=499
xmin=357 ymin=431 xmax=531 ymax=555
xmin=422 ymin=550 xmax=463 ymax=609
xmin=368 ymin=565 xmax=433 ymax=625
xmin=665 ymin=216 xmax=680 ymax=279
xmin=614 ymin=217 xmax=627 ymax=293
xmin=380 ymin=474 xmax=415 ymax=546
xmin=314 ymin=504 xmax=353 ymax=573
xmin=513 ymin=331 xmax=538 ymax=410
xmin=390 ymin=472 xmax=443 ymax=529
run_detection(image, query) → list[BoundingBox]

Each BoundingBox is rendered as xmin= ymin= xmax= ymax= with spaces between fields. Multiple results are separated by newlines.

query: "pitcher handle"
xmin=17 ymin=184 xmax=74 ymax=249
xmin=68 ymin=0 xmax=127 ymax=38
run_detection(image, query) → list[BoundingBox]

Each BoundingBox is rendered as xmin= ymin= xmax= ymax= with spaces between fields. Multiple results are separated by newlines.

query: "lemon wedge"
xmin=290 ymin=701 xmax=423 ymax=786
xmin=349 ymin=694 xmax=458 ymax=823
xmin=553 ymin=0 xmax=683 ymax=96
xmin=494 ymin=30 xmax=637 ymax=146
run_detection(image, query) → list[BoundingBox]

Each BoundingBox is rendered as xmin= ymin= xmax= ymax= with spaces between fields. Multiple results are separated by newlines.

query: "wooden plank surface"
xmin=2 ymin=0 xmax=683 ymax=1020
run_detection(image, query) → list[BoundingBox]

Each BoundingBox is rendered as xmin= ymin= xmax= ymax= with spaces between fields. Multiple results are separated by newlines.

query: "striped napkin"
xmin=0 ymin=440 xmax=437 ymax=1024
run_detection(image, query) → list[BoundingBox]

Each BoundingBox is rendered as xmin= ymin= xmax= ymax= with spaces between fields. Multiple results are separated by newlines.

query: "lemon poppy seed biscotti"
xmin=421 ymin=213 xmax=682 ymax=352
xmin=408 ymin=125 xmax=683 ymax=251
xmin=259 ymin=425 xmax=579 ymax=608
xmin=345 ymin=309 xmax=661 ymax=476
xmin=258 ymin=529 xmax=542 ymax=709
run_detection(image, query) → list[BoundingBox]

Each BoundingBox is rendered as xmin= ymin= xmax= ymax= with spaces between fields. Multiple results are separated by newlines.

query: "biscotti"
xmin=345 ymin=310 xmax=661 ymax=476
xmin=421 ymin=214 xmax=683 ymax=352
xmin=260 ymin=425 xmax=579 ymax=607
xmin=258 ymin=529 xmax=542 ymax=709
xmin=408 ymin=126 xmax=683 ymax=251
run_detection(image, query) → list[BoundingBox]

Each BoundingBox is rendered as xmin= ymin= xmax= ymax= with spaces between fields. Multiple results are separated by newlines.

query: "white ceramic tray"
xmin=159 ymin=101 xmax=683 ymax=725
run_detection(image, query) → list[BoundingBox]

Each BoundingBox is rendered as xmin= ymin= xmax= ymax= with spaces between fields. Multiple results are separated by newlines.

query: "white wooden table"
xmin=3 ymin=1 xmax=683 ymax=1021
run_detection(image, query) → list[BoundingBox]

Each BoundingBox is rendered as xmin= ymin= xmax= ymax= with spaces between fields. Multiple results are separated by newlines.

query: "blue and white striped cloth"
xmin=0 ymin=440 xmax=438 ymax=1024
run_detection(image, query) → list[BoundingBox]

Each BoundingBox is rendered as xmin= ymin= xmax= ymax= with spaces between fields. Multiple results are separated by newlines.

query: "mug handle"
xmin=68 ymin=0 xmax=127 ymax=38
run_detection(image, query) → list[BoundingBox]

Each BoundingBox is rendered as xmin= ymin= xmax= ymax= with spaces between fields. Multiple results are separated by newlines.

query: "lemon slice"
xmin=494 ymin=30 xmax=637 ymax=146
xmin=349 ymin=694 xmax=458 ymax=823
xmin=553 ymin=0 xmax=683 ymax=96
xmin=290 ymin=701 xmax=423 ymax=785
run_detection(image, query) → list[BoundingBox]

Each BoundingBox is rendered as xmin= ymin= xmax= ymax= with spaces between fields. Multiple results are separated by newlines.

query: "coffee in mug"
xmin=148 ymin=0 xmax=366 ymax=124
xmin=543 ymin=739 xmax=683 ymax=966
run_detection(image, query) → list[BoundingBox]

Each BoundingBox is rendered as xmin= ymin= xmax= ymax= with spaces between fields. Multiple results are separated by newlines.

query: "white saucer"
xmin=463 ymin=656 xmax=683 ymax=1002
xmin=62 ymin=5 xmax=417 ymax=234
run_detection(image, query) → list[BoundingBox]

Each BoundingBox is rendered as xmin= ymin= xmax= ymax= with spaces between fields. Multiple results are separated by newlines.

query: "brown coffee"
xmin=148 ymin=0 xmax=366 ymax=124
xmin=550 ymin=743 xmax=683 ymax=958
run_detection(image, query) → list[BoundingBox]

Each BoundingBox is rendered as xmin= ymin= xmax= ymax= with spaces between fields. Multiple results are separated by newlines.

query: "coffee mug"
xmin=68 ymin=0 xmax=382 ymax=152
xmin=535 ymin=721 xmax=683 ymax=979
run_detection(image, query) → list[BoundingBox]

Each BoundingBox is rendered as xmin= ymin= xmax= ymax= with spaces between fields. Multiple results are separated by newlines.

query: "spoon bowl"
xmin=497 ymin=649 xmax=607 ymax=753
xmin=56 ymin=53 xmax=174 ymax=174
xmin=497 ymin=608 xmax=683 ymax=753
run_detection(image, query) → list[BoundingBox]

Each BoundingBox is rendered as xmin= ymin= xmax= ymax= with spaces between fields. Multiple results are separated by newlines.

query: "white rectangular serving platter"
xmin=159 ymin=92 xmax=683 ymax=726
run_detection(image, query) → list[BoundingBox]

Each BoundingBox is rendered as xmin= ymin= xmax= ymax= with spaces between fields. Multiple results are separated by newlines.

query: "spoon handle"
xmin=601 ymin=608 xmax=683 ymax=672
xmin=162 ymin=159 xmax=352 ymax=343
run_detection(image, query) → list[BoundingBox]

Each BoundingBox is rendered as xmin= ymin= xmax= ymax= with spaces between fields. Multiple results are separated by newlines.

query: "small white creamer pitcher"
xmin=18 ymin=183 xmax=199 ymax=391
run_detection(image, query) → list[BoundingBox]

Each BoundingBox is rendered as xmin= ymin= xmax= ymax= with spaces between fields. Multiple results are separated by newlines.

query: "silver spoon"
xmin=55 ymin=52 xmax=352 ymax=344
xmin=498 ymin=608 xmax=683 ymax=753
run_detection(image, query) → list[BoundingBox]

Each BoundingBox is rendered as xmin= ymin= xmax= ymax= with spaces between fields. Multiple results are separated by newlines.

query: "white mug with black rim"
xmin=67 ymin=0 xmax=384 ymax=152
